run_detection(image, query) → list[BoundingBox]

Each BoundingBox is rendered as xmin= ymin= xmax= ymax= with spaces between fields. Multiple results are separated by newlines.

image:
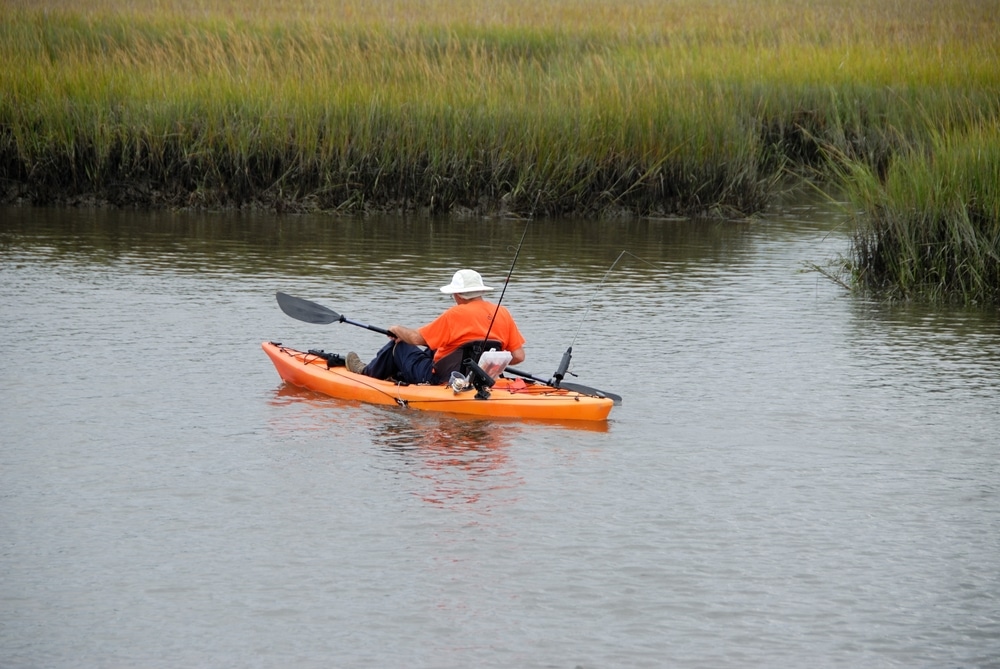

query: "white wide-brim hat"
xmin=440 ymin=269 xmax=494 ymax=295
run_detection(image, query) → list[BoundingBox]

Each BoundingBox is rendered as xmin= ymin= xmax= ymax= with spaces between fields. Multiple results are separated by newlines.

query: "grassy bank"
xmin=1 ymin=0 xmax=999 ymax=299
xmin=839 ymin=119 xmax=1000 ymax=304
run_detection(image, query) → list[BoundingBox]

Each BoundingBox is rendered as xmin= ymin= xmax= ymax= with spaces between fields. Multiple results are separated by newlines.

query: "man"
xmin=345 ymin=269 xmax=526 ymax=384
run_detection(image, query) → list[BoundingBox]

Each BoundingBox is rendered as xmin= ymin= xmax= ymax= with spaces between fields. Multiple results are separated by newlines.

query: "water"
xmin=1 ymin=201 xmax=999 ymax=668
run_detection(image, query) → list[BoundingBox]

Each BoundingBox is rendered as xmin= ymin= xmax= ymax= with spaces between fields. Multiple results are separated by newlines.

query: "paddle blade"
xmin=559 ymin=381 xmax=623 ymax=405
xmin=276 ymin=292 xmax=342 ymax=325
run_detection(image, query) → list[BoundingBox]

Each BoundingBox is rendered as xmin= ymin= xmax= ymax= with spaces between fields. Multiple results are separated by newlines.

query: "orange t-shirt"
xmin=419 ymin=300 xmax=526 ymax=363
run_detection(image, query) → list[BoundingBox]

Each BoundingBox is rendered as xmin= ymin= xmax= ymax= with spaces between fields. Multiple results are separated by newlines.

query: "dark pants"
xmin=363 ymin=341 xmax=437 ymax=384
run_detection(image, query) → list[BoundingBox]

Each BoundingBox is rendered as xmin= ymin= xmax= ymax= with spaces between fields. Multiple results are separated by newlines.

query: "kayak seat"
xmin=433 ymin=339 xmax=503 ymax=382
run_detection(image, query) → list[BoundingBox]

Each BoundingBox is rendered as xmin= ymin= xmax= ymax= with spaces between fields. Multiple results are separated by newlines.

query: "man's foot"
xmin=345 ymin=352 xmax=366 ymax=374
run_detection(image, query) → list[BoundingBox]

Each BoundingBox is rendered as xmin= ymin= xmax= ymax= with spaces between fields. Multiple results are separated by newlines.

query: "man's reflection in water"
xmin=371 ymin=413 xmax=520 ymax=508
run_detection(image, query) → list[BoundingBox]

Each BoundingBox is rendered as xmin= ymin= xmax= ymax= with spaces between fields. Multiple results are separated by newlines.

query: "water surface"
xmin=2 ymin=201 xmax=998 ymax=668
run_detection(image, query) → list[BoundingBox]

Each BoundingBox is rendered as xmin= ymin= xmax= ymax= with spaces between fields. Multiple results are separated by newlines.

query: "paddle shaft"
xmin=341 ymin=317 xmax=393 ymax=337
xmin=505 ymin=366 xmax=551 ymax=386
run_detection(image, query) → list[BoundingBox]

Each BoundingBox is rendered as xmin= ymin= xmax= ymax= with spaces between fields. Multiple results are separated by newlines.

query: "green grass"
xmin=840 ymin=118 xmax=1000 ymax=304
xmin=1 ymin=0 xmax=1000 ymax=299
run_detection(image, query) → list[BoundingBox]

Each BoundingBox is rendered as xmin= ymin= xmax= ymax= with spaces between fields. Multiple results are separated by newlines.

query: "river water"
xmin=2 ymin=198 xmax=998 ymax=668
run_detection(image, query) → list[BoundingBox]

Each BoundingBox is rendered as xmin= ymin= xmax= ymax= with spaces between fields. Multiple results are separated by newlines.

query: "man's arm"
xmin=388 ymin=325 xmax=428 ymax=347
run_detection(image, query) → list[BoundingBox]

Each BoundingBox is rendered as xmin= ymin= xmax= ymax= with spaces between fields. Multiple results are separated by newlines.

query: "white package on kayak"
xmin=477 ymin=349 xmax=513 ymax=379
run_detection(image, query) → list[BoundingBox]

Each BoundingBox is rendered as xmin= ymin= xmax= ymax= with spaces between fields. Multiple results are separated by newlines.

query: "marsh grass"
xmin=841 ymin=119 xmax=1000 ymax=304
xmin=2 ymin=0 xmax=1000 ymax=298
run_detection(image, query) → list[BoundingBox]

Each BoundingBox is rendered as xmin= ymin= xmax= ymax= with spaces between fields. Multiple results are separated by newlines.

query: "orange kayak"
xmin=262 ymin=341 xmax=614 ymax=421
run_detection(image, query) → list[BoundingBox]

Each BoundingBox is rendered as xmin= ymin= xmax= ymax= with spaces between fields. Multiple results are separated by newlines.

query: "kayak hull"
xmin=262 ymin=341 xmax=614 ymax=421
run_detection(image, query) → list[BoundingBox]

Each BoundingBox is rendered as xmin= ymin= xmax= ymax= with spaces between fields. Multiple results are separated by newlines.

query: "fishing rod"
xmin=548 ymin=250 xmax=655 ymax=388
xmin=570 ymin=250 xmax=653 ymax=350
xmin=453 ymin=221 xmax=532 ymax=396
xmin=480 ymin=220 xmax=530 ymax=348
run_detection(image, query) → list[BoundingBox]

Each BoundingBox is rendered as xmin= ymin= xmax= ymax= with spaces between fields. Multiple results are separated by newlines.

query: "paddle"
xmin=275 ymin=291 xmax=622 ymax=404
xmin=276 ymin=291 xmax=393 ymax=335
xmin=505 ymin=367 xmax=623 ymax=405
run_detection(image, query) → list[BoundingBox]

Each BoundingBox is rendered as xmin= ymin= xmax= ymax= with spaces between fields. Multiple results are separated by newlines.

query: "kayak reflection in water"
xmin=344 ymin=269 xmax=526 ymax=385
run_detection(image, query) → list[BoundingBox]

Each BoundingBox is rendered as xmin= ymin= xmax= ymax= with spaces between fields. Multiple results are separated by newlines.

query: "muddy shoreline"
xmin=0 ymin=174 xmax=762 ymax=220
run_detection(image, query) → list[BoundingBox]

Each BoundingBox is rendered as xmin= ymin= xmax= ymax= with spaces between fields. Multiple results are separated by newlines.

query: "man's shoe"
xmin=345 ymin=352 xmax=366 ymax=374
